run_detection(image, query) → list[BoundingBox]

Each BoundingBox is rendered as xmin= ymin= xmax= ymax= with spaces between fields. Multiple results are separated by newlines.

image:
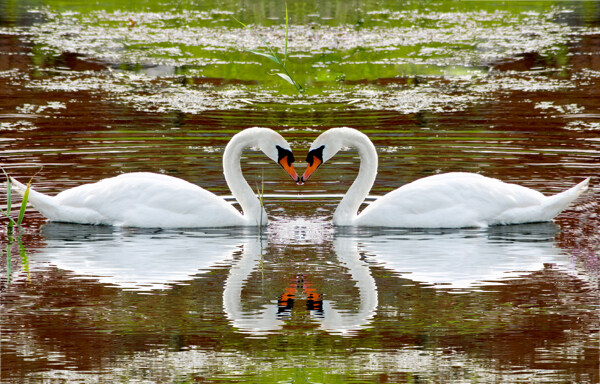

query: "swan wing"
xmin=356 ymin=172 xmax=546 ymax=228
xmin=54 ymin=172 xmax=245 ymax=227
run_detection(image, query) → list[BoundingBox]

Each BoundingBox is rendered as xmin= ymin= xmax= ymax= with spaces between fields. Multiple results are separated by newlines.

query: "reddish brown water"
xmin=1 ymin=2 xmax=599 ymax=383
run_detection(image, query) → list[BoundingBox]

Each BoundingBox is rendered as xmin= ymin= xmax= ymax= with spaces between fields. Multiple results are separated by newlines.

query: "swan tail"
xmin=541 ymin=177 xmax=590 ymax=220
xmin=9 ymin=177 xmax=60 ymax=220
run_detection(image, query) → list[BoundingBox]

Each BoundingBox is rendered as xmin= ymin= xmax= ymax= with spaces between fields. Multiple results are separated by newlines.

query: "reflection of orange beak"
xmin=301 ymin=157 xmax=321 ymax=182
xmin=279 ymin=156 xmax=299 ymax=182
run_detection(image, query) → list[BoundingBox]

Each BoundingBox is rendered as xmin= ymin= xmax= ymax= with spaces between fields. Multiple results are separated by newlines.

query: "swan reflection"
xmin=35 ymin=223 xmax=257 ymax=291
xmin=33 ymin=222 xmax=573 ymax=336
xmin=223 ymin=223 xmax=572 ymax=335
xmin=339 ymin=223 xmax=572 ymax=289
xmin=35 ymin=222 xmax=378 ymax=335
xmin=223 ymin=233 xmax=378 ymax=335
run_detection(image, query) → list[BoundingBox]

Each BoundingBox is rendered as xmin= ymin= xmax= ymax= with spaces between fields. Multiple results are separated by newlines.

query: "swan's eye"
xmin=276 ymin=145 xmax=295 ymax=165
xmin=306 ymin=145 xmax=325 ymax=166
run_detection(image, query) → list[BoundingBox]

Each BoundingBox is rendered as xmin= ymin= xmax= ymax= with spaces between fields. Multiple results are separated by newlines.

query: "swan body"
xmin=302 ymin=127 xmax=590 ymax=228
xmin=9 ymin=127 xmax=299 ymax=228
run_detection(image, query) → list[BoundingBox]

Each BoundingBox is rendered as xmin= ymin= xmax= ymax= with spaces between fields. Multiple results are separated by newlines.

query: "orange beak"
xmin=279 ymin=156 xmax=299 ymax=182
xmin=301 ymin=157 xmax=321 ymax=182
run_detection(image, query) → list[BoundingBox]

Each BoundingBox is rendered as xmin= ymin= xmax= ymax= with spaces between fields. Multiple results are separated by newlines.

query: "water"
xmin=1 ymin=1 xmax=599 ymax=383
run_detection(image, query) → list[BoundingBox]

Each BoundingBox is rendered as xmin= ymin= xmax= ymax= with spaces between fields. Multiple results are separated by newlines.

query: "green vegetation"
xmin=1 ymin=169 xmax=30 ymax=230
xmin=1 ymin=170 xmax=31 ymax=287
xmin=4 ymin=0 xmax=586 ymax=98
xmin=234 ymin=2 xmax=304 ymax=93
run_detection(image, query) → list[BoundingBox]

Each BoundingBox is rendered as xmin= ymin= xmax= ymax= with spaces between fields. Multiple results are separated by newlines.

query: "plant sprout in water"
xmin=1 ymin=169 xmax=32 ymax=287
xmin=233 ymin=2 xmax=304 ymax=93
xmin=1 ymin=169 xmax=31 ymax=230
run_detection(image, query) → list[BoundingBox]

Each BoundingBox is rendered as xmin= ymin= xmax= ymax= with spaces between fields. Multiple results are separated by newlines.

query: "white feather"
xmin=8 ymin=128 xmax=296 ymax=228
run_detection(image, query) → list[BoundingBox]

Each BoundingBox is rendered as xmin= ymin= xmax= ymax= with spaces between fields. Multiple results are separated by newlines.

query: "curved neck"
xmin=319 ymin=237 xmax=378 ymax=333
xmin=223 ymin=132 xmax=267 ymax=225
xmin=222 ymin=238 xmax=278 ymax=333
xmin=333 ymin=131 xmax=378 ymax=225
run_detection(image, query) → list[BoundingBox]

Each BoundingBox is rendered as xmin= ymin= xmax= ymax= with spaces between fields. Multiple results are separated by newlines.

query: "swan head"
xmin=302 ymin=128 xmax=353 ymax=182
xmin=275 ymin=144 xmax=299 ymax=182
xmin=255 ymin=128 xmax=299 ymax=183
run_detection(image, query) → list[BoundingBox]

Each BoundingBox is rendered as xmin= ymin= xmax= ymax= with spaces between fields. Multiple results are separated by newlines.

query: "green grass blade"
xmin=16 ymin=180 xmax=31 ymax=226
xmin=233 ymin=15 xmax=281 ymax=62
xmin=232 ymin=9 xmax=303 ymax=93
xmin=6 ymin=181 xmax=11 ymax=213
xmin=275 ymin=72 xmax=296 ymax=87
xmin=250 ymin=30 xmax=280 ymax=60
xmin=231 ymin=14 xmax=248 ymax=29
xmin=277 ymin=68 xmax=304 ymax=92
xmin=247 ymin=49 xmax=282 ymax=65
xmin=6 ymin=180 xmax=11 ymax=214
xmin=1 ymin=169 xmax=18 ymax=226
xmin=5 ymin=234 xmax=12 ymax=285
xmin=18 ymin=236 xmax=29 ymax=281
xmin=1 ymin=211 xmax=16 ymax=225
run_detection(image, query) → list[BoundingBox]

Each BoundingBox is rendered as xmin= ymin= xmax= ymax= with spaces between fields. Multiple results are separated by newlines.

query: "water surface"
xmin=1 ymin=1 xmax=599 ymax=383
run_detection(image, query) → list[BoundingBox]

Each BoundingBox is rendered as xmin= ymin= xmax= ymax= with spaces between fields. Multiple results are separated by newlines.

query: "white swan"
xmin=301 ymin=127 xmax=590 ymax=228
xmin=9 ymin=127 xmax=299 ymax=228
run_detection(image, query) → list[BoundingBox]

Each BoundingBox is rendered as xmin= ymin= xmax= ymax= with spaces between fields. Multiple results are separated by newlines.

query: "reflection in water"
xmin=35 ymin=223 xmax=256 ymax=291
xmin=1 ymin=228 xmax=30 ymax=289
xmin=321 ymin=236 xmax=378 ymax=334
xmin=221 ymin=235 xmax=281 ymax=333
xmin=35 ymin=222 xmax=379 ymax=335
xmin=34 ymin=222 xmax=379 ymax=335
xmin=34 ymin=222 xmax=576 ymax=336
xmin=223 ymin=229 xmax=378 ymax=335
xmin=339 ymin=223 xmax=573 ymax=289
xmin=4 ymin=220 xmax=595 ymax=383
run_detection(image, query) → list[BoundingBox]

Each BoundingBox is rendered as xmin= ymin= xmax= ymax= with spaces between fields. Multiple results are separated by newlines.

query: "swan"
xmin=9 ymin=127 xmax=299 ymax=228
xmin=301 ymin=127 xmax=590 ymax=228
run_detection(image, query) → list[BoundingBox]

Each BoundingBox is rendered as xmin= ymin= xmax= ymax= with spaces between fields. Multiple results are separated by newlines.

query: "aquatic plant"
xmin=1 ymin=169 xmax=31 ymax=230
xmin=234 ymin=2 xmax=304 ymax=93
xmin=1 ymin=170 xmax=31 ymax=287
xmin=2 ymin=224 xmax=30 ymax=287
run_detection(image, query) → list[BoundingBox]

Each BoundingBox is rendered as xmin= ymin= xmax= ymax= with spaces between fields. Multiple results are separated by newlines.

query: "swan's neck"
xmin=333 ymin=133 xmax=378 ymax=225
xmin=223 ymin=134 xmax=267 ymax=226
